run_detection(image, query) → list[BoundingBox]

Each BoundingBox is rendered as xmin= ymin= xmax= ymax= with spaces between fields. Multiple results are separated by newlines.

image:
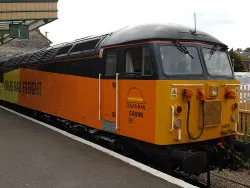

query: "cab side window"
xmin=125 ymin=46 xmax=153 ymax=76
xmin=105 ymin=51 xmax=117 ymax=77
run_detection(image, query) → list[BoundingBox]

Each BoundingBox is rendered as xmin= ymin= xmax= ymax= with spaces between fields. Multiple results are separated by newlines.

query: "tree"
xmin=236 ymin=48 xmax=242 ymax=52
xmin=228 ymin=48 xmax=246 ymax=72
xmin=244 ymin=47 xmax=250 ymax=52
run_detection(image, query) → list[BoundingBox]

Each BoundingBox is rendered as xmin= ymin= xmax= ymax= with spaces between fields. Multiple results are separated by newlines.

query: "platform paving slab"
xmin=0 ymin=107 xmax=182 ymax=188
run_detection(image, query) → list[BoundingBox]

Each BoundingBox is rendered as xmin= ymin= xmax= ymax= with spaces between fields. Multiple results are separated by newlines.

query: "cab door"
xmin=101 ymin=49 xmax=119 ymax=133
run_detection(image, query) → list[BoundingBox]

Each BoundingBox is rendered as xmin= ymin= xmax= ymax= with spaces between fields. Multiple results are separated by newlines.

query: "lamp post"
xmin=45 ymin=31 xmax=49 ymax=38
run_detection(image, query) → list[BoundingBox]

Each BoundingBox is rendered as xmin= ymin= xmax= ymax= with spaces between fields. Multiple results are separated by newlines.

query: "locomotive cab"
xmin=154 ymin=41 xmax=239 ymax=144
xmin=100 ymin=39 xmax=239 ymax=145
xmin=100 ymin=38 xmax=243 ymax=174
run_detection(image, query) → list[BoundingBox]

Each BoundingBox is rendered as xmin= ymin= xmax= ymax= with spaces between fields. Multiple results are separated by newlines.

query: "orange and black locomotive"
xmin=0 ymin=24 xmax=249 ymax=175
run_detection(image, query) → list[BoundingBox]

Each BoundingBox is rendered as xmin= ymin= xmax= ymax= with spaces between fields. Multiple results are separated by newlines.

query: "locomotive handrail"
xmin=98 ymin=73 xmax=102 ymax=120
xmin=170 ymin=105 xmax=174 ymax=131
xmin=171 ymin=84 xmax=204 ymax=86
xmin=177 ymin=128 xmax=182 ymax=141
xmin=221 ymin=84 xmax=240 ymax=86
xmin=116 ymin=73 xmax=119 ymax=130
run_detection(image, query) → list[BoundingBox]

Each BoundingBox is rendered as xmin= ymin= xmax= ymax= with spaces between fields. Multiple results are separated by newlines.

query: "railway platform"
xmin=0 ymin=106 xmax=195 ymax=188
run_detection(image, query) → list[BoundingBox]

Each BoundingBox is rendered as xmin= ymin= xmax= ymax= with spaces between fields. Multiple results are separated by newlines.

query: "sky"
xmin=40 ymin=0 xmax=250 ymax=50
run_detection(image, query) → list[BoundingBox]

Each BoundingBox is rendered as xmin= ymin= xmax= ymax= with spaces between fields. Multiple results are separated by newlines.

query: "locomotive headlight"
xmin=209 ymin=85 xmax=219 ymax=97
xmin=211 ymin=86 xmax=218 ymax=96
xmin=175 ymin=118 xmax=182 ymax=127
xmin=232 ymin=113 xmax=237 ymax=121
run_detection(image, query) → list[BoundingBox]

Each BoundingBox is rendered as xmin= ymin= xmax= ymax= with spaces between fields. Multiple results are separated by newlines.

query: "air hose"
xmin=186 ymin=101 xmax=205 ymax=140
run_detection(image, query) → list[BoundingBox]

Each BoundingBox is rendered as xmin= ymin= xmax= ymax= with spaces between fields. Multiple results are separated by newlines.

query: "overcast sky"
xmin=40 ymin=0 xmax=250 ymax=50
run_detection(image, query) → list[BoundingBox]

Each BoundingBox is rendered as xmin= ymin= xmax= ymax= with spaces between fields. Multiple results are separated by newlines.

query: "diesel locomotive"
xmin=0 ymin=23 xmax=249 ymax=175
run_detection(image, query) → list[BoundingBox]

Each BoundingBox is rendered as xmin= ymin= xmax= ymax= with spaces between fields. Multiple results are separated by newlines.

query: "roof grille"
xmin=20 ymin=54 xmax=32 ymax=65
xmin=5 ymin=56 xmax=18 ymax=67
xmin=41 ymin=48 xmax=58 ymax=62
xmin=14 ymin=55 xmax=24 ymax=65
xmin=28 ymin=50 xmax=46 ymax=64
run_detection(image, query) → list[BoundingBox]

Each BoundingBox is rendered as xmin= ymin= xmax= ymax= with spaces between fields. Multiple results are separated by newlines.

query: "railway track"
xmin=1 ymin=102 xmax=249 ymax=188
xmin=169 ymin=170 xmax=250 ymax=188
xmin=210 ymin=172 xmax=250 ymax=187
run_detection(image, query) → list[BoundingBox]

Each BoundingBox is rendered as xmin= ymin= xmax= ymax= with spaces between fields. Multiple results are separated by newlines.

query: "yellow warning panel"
xmin=1 ymin=69 xmax=20 ymax=104
xmin=171 ymin=88 xmax=177 ymax=100
xmin=0 ymin=83 xmax=4 ymax=100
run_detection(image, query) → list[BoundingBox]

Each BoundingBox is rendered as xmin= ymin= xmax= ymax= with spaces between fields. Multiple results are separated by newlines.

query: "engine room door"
xmin=101 ymin=49 xmax=119 ymax=133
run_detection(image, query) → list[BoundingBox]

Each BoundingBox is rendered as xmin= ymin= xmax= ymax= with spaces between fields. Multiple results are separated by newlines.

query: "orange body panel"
xmin=17 ymin=69 xmax=156 ymax=144
xmin=2 ymin=68 xmax=239 ymax=146
xmin=115 ymin=80 xmax=156 ymax=143
xmin=19 ymin=69 xmax=102 ymax=129
xmin=102 ymin=79 xmax=116 ymax=122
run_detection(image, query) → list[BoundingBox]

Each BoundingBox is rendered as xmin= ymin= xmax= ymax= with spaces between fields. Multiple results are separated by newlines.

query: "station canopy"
xmin=0 ymin=0 xmax=58 ymax=45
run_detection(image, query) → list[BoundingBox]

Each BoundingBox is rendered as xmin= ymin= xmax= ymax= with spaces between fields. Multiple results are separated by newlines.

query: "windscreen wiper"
xmin=208 ymin=45 xmax=217 ymax=60
xmin=174 ymin=40 xmax=194 ymax=59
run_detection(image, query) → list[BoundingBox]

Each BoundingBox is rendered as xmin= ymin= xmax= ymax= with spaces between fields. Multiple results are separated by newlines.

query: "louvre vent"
xmin=14 ymin=56 xmax=24 ymax=65
xmin=5 ymin=57 xmax=18 ymax=67
xmin=28 ymin=50 xmax=46 ymax=64
xmin=41 ymin=48 xmax=58 ymax=62
xmin=20 ymin=54 xmax=32 ymax=65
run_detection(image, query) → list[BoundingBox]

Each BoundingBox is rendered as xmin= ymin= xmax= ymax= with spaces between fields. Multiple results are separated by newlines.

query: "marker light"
xmin=209 ymin=86 xmax=218 ymax=97
xmin=232 ymin=102 xmax=238 ymax=111
xmin=212 ymin=87 xmax=218 ymax=96
xmin=176 ymin=106 xmax=183 ymax=114
xmin=232 ymin=113 xmax=237 ymax=121
xmin=175 ymin=119 xmax=182 ymax=127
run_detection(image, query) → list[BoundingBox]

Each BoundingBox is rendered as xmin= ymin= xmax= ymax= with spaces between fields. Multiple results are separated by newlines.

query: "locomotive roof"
xmin=103 ymin=23 xmax=227 ymax=47
xmin=2 ymin=23 xmax=227 ymax=68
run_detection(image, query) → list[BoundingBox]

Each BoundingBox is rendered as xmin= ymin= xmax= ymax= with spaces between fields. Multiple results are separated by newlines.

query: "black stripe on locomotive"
xmin=0 ymin=24 xmax=232 ymax=81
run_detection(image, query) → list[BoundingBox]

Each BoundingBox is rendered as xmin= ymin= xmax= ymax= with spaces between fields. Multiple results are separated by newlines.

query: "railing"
xmin=239 ymin=84 xmax=250 ymax=111
xmin=238 ymin=84 xmax=250 ymax=140
xmin=234 ymin=73 xmax=250 ymax=140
